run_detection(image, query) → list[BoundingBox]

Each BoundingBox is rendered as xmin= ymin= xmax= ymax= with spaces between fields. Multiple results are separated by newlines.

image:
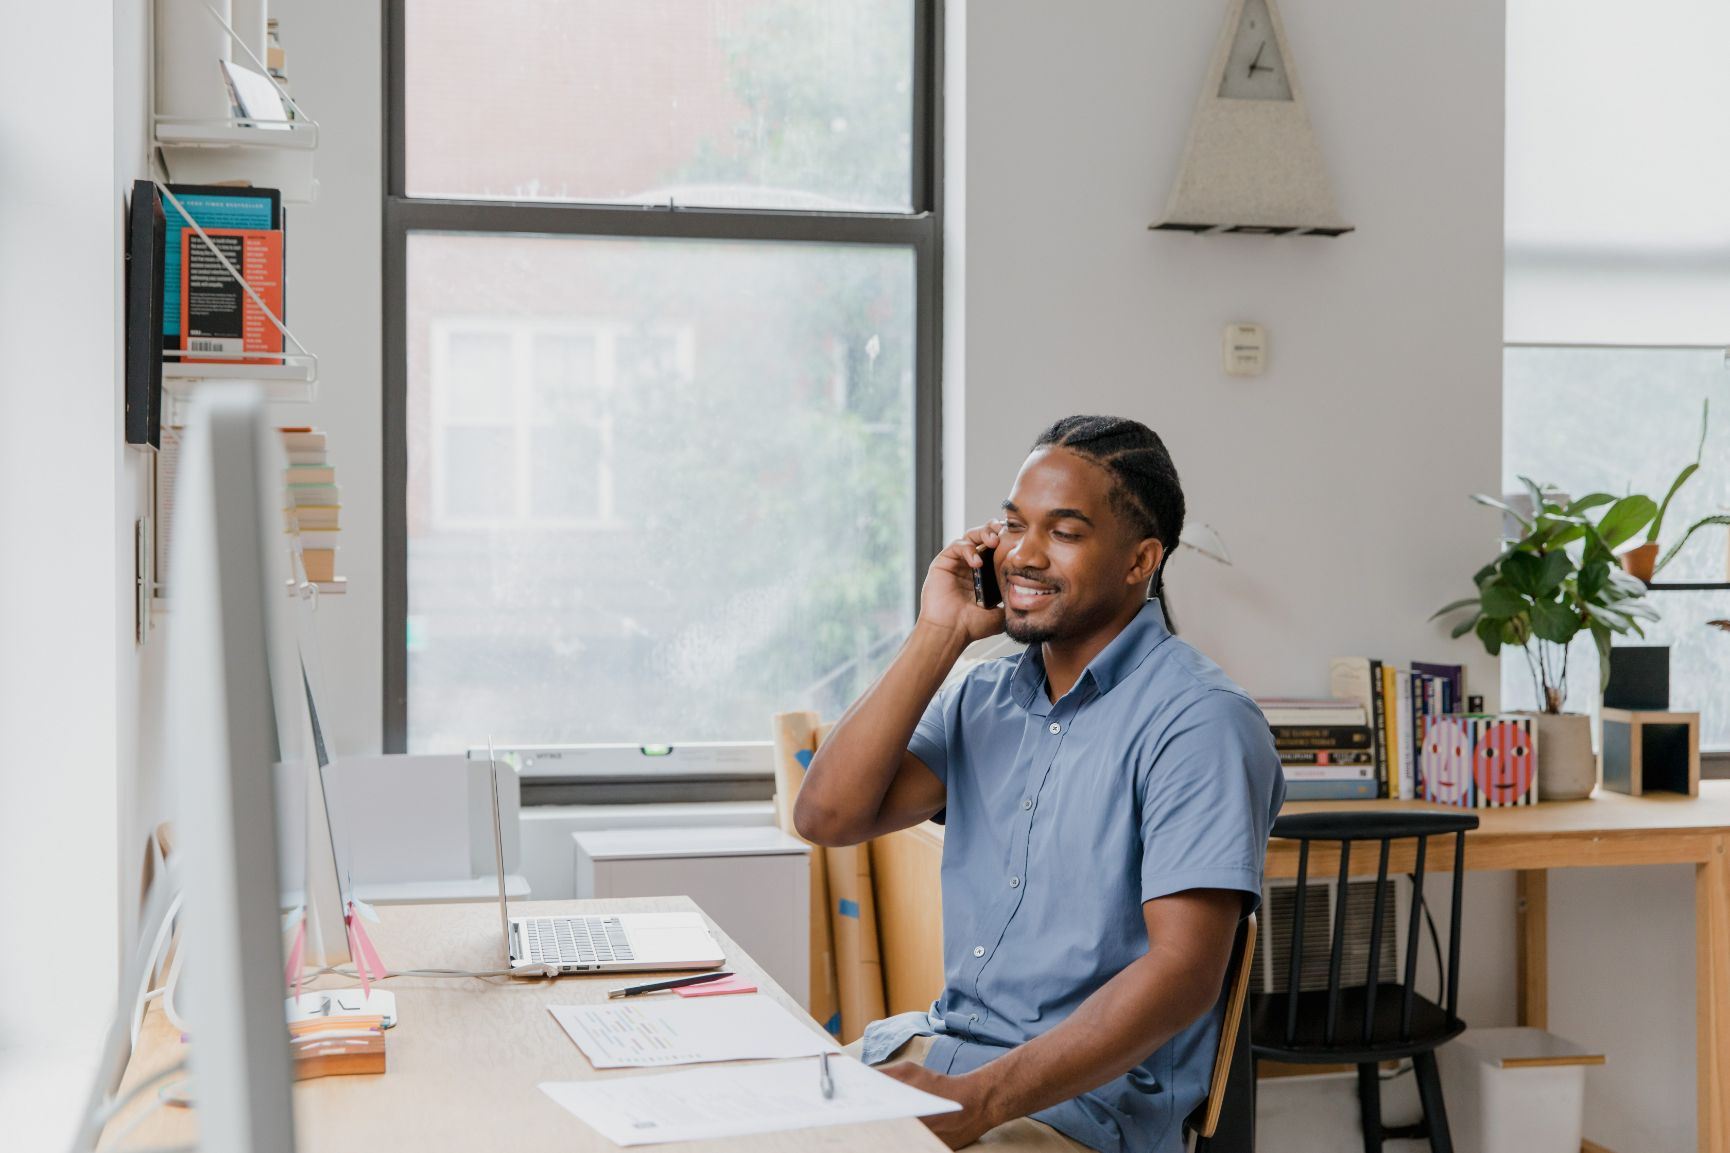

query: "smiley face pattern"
xmin=1419 ymin=715 xmax=1538 ymax=809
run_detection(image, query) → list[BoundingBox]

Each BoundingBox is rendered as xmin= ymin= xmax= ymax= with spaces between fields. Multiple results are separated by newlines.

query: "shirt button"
xmin=1022 ymin=798 xmax=1033 ymax=810
xmin=972 ymin=945 xmax=985 ymax=958
xmin=1049 ymin=722 xmax=1061 ymax=734
xmin=969 ymin=1013 xmax=979 ymax=1024
xmin=1009 ymin=876 xmax=1020 ymax=889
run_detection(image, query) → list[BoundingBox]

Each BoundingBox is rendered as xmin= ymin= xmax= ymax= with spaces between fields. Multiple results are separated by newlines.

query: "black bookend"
xmin=125 ymin=179 xmax=166 ymax=449
xmin=1604 ymin=646 xmax=1669 ymax=711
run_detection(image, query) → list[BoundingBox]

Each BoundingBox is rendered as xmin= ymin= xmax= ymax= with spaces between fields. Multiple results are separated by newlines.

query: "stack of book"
xmin=281 ymin=427 xmax=342 ymax=589
xmin=1257 ymin=698 xmax=1377 ymax=801
xmin=1329 ymin=657 xmax=1470 ymax=800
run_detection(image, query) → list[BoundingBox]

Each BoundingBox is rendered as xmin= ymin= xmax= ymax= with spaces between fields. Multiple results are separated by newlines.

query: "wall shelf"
xmin=153 ymin=118 xmax=320 ymax=203
xmin=1644 ymin=582 xmax=1730 ymax=592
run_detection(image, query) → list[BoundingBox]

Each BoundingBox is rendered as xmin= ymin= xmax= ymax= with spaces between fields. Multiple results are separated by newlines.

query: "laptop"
xmin=483 ymin=749 xmax=726 ymax=977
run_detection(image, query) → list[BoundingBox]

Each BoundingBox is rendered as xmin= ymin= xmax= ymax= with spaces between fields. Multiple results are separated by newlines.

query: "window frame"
xmin=381 ymin=0 xmax=945 ymax=752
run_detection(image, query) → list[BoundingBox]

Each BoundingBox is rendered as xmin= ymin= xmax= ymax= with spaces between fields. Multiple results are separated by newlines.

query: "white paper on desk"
xmin=540 ymin=1054 xmax=961 ymax=1146
xmin=548 ymin=994 xmax=842 ymax=1068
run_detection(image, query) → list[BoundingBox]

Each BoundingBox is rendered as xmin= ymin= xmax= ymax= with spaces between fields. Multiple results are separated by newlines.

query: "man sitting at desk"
xmin=795 ymin=414 xmax=1285 ymax=1152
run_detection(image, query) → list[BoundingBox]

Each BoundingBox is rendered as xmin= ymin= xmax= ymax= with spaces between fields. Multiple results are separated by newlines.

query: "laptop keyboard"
xmin=523 ymin=915 xmax=635 ymax=965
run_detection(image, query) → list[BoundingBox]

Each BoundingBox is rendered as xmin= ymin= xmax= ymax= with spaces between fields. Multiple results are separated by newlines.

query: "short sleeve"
xmin=1138 ymin=690 xmax=1286 ymax=911
xmin=907 ymin=680 xmax=956 ymax=786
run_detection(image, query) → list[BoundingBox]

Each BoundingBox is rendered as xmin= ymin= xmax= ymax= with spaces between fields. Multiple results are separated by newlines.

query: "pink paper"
xmin=285 ymin=919 xmax=307 ymax=999
xmin=673 ymin=974 xmax=758 ymax=998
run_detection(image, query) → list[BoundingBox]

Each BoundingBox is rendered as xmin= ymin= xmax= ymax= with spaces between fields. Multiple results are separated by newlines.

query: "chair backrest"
xmin=1189 ymin=911 xmax=1257 ymax=1142
xmin=1269 ymin=810 xmax=1478 ymax=1049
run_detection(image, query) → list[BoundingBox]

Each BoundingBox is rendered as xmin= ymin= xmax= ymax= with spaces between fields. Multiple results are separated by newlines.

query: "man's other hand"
xmin=880 ymin=1060 xmax=1000 ymax=1150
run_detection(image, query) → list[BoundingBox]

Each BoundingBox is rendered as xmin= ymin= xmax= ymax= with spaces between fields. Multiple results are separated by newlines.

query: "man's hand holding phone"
xmin=919 ymin=522 xmax=1008 ymax=645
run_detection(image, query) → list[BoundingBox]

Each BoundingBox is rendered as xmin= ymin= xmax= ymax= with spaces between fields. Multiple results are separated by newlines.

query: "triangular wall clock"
xmin=1152 ymin=0 xmax=1352 ymax=236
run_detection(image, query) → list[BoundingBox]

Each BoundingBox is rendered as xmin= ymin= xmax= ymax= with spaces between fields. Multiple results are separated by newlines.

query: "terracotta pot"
xmin=1621 ymin=541 xmax=1659 ymax=583
xmin=1530 ymin=711 xmax=1596 ymax=800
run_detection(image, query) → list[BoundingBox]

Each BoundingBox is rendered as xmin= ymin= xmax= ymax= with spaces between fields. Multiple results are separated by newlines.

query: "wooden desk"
xmin=101 ymin=896 xmax=944 ymax=1152
xmin=871 ymin=784 xmax=1730 ymax=1153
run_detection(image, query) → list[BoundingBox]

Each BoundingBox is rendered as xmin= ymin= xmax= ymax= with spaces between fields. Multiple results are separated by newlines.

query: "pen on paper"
xmin=819 ymin=1050 xmax=834 ymax=1099
xmin=607 ymin=971 xmax=733 ymax=999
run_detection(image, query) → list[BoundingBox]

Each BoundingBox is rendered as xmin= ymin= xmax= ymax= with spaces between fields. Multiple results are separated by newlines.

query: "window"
xmin=1503 ymin=0 xmax=1730 ymax=750
xmin=386 ymin=1 xmax=940 ymax=751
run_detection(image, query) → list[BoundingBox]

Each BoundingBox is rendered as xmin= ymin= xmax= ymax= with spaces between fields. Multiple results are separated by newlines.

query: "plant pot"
xmin=1620 ymin=542 xmax=1659 ymax=584
xmin=1530 ymin=711 xmax=1596 ymax=801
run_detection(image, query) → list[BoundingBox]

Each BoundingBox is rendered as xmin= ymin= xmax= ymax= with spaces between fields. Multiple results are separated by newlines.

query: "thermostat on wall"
xmin=1223 ymin=323 xmax=1266 ymax=376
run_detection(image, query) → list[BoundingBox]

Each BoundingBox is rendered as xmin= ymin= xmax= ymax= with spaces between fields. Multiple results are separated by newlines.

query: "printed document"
xmin=548 ymin=994 xmax=841 ymax=1068
xmin=540 ymin=1054 xmax=961 ymax=1146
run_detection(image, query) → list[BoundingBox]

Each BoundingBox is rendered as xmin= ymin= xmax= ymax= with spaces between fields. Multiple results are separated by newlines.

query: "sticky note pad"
xmin=674 ymin=975 xmax=758 ymax=998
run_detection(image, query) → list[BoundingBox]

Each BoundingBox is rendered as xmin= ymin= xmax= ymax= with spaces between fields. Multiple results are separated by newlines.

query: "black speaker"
xmin=1604 ymin=646 xmax=1669 ymax=711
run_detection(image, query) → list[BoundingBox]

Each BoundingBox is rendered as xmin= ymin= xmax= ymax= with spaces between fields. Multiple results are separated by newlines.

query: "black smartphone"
xmin=973 ymin=547 xmax=1002 ymax=608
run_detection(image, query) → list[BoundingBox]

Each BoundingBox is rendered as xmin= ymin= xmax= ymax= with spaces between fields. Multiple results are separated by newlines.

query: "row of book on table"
xmin=281 ymin=428 xmax=343 ymax=590
xmin=1254 ymin=656 xmax=1537 ymax=808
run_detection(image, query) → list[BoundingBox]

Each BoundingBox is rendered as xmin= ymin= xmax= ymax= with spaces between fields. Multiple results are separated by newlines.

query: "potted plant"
xmin=1623 ymin=399 xmax=1724 ymax=582
xmin=1434 ymin=480 xmax=1660 ymax=800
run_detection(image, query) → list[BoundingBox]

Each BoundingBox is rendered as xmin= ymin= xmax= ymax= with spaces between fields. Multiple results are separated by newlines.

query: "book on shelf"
xmin=1272 ymin=725 xmax=1373 ymax=749
xmin=181 ymin=227 xmax=284 ymax=365
xmin=1329 ymin=656 xmax=1471 ymax=798
xmin=1284 ymin=777 xmax=1379 ymax=802
xmin=1278 ymin=749 xmax=1375 ymax=766
xmin=299 ymin=548 xmax=337 ymax=583
xmin=160 ymin=185 xmax=282 ymax=355
xmin=285 ymin=483 xmax=340 ymax=507
xmin=285 ymin=508 xmax=339 ymax=531
xmin=285 ymin=464 xmax=335 ymax=484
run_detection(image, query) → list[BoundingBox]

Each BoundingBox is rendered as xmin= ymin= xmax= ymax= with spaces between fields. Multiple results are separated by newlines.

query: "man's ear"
xmin=1127 ymin=537 xmax=1165 ymax=589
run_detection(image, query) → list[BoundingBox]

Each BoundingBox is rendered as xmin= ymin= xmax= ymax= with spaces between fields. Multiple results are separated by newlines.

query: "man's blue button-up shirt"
xmin=860 ymin=600 xmax=1285 ymax=1153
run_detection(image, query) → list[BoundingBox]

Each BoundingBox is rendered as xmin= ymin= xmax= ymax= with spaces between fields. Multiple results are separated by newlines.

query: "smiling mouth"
xmin=1005 ymin=577 xmax=1059 ymax=607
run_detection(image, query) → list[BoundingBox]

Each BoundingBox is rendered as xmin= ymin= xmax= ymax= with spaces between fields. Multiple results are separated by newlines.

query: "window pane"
xmin=446 ymin=332 xmax=514 ymax=424
xmin=404 ymin=0 xmax=915 ymax=212
xmin=441 ymin=427 xmax=516 ymax=520
xmin=406 ymin=233 xmax=917 ymax=748
xmin=1502 ymin=347 xmax=1730 ymax=747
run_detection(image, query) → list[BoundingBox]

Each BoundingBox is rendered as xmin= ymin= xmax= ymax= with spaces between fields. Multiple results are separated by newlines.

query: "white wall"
xmin=272 ymin=0 xmax=385 ymax=757
xmin=0 ymin=0 xmax=149 ymax=1144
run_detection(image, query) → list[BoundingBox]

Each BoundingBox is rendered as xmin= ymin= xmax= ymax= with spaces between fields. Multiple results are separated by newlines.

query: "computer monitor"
xmin=70 ymin=389 xmax=296 ymax=1152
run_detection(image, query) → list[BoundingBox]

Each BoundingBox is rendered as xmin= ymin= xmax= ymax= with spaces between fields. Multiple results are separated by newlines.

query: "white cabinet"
xmin=573 ymin=827 xmax=810 ymax=1007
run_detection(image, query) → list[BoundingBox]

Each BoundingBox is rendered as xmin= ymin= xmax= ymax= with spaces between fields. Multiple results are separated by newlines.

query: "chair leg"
xmin=1356 ymin=1063 xmax=1383 ymax=1153
xmin=1412 ymin=1050 xmax=1454 ymax=1153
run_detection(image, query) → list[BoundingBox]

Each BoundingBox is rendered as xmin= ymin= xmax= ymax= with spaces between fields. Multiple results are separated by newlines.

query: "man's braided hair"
xmin=1031 ymin=415 xmax=1185 ymax=598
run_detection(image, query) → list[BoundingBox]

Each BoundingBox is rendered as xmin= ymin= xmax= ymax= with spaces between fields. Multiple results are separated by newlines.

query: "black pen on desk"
xmin=819 ymin=1050 xmax=835 ymax=1099
xmin=606 ymin=971 xmax=732 ymax=999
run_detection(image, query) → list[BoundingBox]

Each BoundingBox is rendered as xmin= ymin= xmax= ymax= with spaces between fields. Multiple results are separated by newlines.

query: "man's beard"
xmin=1003 ymin=612 xmax=1061 ymax=645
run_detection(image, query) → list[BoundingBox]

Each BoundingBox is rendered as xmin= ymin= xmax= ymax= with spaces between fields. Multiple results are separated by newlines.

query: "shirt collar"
xmin=1009 ymin=599 xmax=1174 ymax=706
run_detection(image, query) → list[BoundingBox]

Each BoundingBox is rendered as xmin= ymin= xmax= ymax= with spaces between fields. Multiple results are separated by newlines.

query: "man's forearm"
xmin=793 ymin=619 xmax=966 ymax=844
xmin=970 ymin=938 xmax=1227 ymax=1129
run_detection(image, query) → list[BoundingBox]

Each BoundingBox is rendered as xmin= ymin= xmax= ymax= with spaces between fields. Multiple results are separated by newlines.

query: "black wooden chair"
xmin=1250 ymin=810 xmax=1479 ymax=1153
xmin=1184 ymin=912 xmax=1257 ymax=1153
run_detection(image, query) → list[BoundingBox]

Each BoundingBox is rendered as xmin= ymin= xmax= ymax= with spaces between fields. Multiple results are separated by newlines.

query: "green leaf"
xmin=1577 ymin=559 xmax=1610 ymax=601
xmin=1472 ymin=492 xmax=1532 ymax=529
xmin=1480 ymin=581 xmax=1529 ymax=620
xmin=1500 ymin=552 xmax=1546 ymax=596
xmin=1430 ymin=597 xmax=1482 ymax=621
xmin=1450 ymin=616 xmax=1480 ymax=639
xmin=1654 ymin=514 xmax=1730 ymax=575
xmin=1592 ymin=623 xmax=1615 ymax=694
xmin=1648 ymin=461 xmax=1699 ymax=543
xmin=1564 ymin=492 xmax=1617 ymax=517
xmin=1530 ymin=597 xmax=1580 ymax=645
xmin=1475 ymin=615 xmax=1503 ymax=656
xmin=1519 ymin=476 xmax=1550 ymax=520
xmin=1596 ymin=494 xmax=1659 ymax=550
xmin=1471 ymin=560 xmax=1500 ymax=589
